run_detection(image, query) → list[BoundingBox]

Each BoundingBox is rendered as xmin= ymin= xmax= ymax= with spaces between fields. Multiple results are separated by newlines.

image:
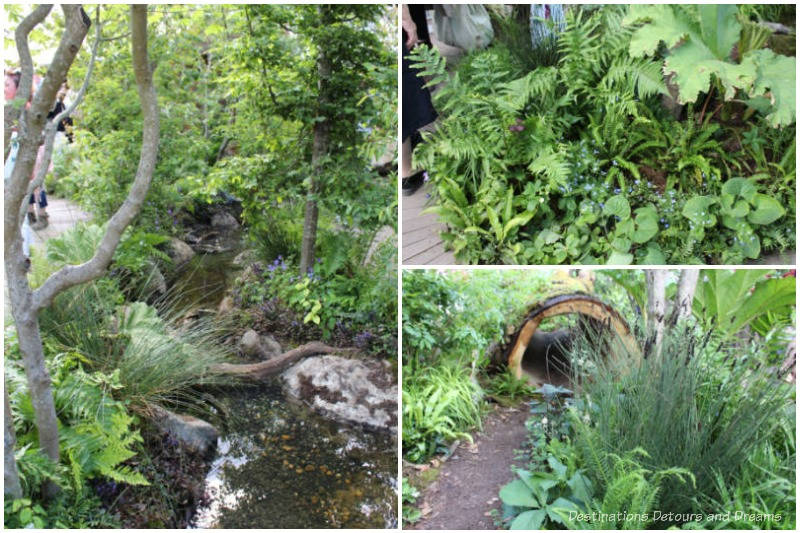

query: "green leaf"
xmin=743 ymin=49 xmax=796 ymax=127
xmin=641 ymin=243 xmax=666 ymax=265
xmin=721 ymin=177 xmax=757 ymax=202
xmin=487 ymin=206 xmax=503 ymax=242
xmin=567 ymin=472 xmax=594 ymax=506
xmin=747 ymin=194 xmax=785 ymax=225
xmin=682 ymin=196 xmax=717 ymax=227
xmin=547 ymin=455 xmax=568 ymax=479
xmin=607 ymin=251 xmax=633 ymax=265
xmin=625 ymin=5 xmax=694 ymax=57
xmin=499 ymin=479 xmax=538 ymax=508
xmin=632 ymin=206 xmax=659 ymax=243
xmin=697 ymin=4 xmax=740 ymax=60
xmin=510 ymin=509 xmax=547 ymax=530
xmin=547 ymin=497 xmax=581 ymax=525
xmin=603 ymin=195 xmax=631 ymax=220
xmin=503 ymin=213 xmax=534 ymax=240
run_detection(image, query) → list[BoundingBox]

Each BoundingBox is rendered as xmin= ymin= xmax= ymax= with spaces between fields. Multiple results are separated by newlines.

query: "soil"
xmin=409 ymin=404 xmax=532 ymax=530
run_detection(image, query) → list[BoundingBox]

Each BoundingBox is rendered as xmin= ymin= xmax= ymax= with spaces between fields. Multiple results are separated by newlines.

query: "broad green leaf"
xmin=547 ymin=456 xmax=567 ymax=479
xmin=625 ymin=5 xmax=694 ymax=57
xmin=747 ymin=194 xmax=785 ymax=225
xmin=641 ymin=243 xmax=666 ymax=265
xmin=603 ymin=195 xmax=631 ymax=220
xmin=697 ymin=5 xmax=740 ymax=60
xmin=632 ymin=206 xmax=659 ymax=243
xmin=547 ymin=497 xmax=581 ymax=525
xmin=721 ymin=177 xmax=757 ymax=202
xmin=607 ymin=251 xmax=633 ymax=265
xmin=567 ymin=472 xmax=594 ymax=506
xmin=510 ymin=509 xmax=547 ymax=530
xmin=682 ymin=196 xmax=717 ymax=227
xmin=499 ymin=479 xmax=538 ymax=508
xmin=503 ymin=213 xmax=534 ymax=240
xmin=743 ymin=49 xmax=796 ymax=127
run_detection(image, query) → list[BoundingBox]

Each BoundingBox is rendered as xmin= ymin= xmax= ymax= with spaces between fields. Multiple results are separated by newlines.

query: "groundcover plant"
xmin=410 ymin=4 xmax=795 ymax=264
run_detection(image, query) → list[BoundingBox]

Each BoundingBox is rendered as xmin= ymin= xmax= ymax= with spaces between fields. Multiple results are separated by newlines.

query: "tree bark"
xmin=674 ymin=269 xmax=699 ymax=322
xmin=4 ymin=388 xmax=23 ymax=499
xmin=299 ymin=7 xmax=332 ymax=275
xmin=645 ymin=270 xmax=668 ymax=358
xmin=212 ymin=341 xmax=353 ymax=380
xmin=3 ymin=4 xmax=158 ymax=499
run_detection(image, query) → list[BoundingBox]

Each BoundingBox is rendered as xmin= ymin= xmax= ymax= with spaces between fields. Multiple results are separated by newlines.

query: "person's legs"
xmin=401 ymin=138 xmax=425 ymax=196
xmin=31 ymin=188 xmax=48 ymax=229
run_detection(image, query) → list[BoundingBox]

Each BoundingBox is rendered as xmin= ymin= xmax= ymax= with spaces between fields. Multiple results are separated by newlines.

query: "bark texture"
xmin=212 ymin=342 xmax=353 ymax=380
xmin=645 ymin=270 xmax=668 ymax=358
xmin=674 ymin=269 xmax=699 ymax=321
xmin=299 ymin=6 xmax=332 ymax=275
xmin=3 ymin=5 xmax=158 ymax=499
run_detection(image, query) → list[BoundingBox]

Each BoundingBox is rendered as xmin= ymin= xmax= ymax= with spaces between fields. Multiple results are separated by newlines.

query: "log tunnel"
xmin=490 ymin=293 xmax=641 ymax=386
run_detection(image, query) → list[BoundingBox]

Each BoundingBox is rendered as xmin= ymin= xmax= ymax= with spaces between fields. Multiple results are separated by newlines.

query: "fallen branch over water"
xmin=212 ymin=341 xmax=357 ymax=380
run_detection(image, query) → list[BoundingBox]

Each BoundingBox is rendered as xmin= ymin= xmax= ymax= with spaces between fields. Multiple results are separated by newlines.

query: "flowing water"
xmin=170 ymin=240 xmax=397 ymax=528
xmin=191 ymin=382 xmax=397 ymax=528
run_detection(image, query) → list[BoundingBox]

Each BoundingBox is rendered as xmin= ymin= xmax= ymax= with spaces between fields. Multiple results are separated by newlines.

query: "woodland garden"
xmin=4 ymin=4 xmax=397 ymax=528
xmin=410 ymin=4 xmax=796 ymax=265
xmin=402 ymin=269 xmax=796 ymax=529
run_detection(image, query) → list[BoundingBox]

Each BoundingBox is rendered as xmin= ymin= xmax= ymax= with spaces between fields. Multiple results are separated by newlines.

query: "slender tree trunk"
xmin=4 ymin=388 xmax=23 ymax=499
xmin=300 ymin=7 xmax=332 ymax=275
xmin=3 ymin=5 xmax=158 ymax=499
xmin=675 ymin=269 xmax=699 ymax=321
xmin=645 ymin=270 xmax=668 ymax=358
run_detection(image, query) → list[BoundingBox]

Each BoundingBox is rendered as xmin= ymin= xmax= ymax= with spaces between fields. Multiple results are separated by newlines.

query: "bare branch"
xmin=5 ymin=5 xmax=53 ymax=157
xmin=33 ymin=4 xmax=159 ymax=311
xmin=23 ymin=7 xmax=103 ymax=216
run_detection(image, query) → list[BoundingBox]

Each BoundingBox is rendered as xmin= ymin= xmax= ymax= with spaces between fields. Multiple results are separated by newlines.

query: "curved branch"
xmin=33 ymin=5 xmax=159 ymax=311
xmin=23 ymin=8 xmax=103 ymax=217
xmin=5 ymin=5 xmax=53 ymax=157
xmin=212 ymin=342 xmax=356 ymax=380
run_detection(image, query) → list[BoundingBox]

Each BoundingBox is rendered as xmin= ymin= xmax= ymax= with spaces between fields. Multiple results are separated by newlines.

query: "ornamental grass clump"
xmin=566 ymin=324 xmax=793 ymax=518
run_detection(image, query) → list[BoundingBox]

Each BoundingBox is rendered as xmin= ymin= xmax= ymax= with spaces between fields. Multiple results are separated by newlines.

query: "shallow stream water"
xmin=170 ymin=240 xmax=397 ymax=528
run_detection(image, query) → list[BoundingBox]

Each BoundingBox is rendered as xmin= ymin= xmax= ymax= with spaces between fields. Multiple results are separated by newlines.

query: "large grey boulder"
xmin=282 ymin=355 xmax=397 ymax=433
xmin=152 ymin=407 xmax=218 ymax=456
xmin=167 ymin=237 xmax=195 ymax=266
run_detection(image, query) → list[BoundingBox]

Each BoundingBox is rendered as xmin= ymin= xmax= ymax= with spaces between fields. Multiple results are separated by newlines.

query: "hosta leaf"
xmin=607 ymin=251 xmax=633 ymax=265
xmin=721 ymin=177 xmax=757 ymax=202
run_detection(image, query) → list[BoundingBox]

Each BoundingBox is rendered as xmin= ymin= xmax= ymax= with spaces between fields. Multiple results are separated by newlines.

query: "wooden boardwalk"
xmin=402 ymin=182 xmax=458 ymax=265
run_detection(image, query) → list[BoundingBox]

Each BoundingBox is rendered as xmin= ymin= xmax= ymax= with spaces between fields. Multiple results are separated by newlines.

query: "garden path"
xmin=402 ymin=182 xmax=458 ymax=265
xmin=4 ymin=197 xmax=90 ymax=323
xmin=409 ymin=404 xmax=531 ymax=530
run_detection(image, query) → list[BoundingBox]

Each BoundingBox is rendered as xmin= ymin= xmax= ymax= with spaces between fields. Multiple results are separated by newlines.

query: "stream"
xmin=168 ymin=238 xmax=397 ymax=528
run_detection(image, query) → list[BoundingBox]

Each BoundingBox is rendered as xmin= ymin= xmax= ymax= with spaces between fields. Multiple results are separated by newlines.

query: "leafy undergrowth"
xmin=412 ymin=4 xmax=795 ymax=264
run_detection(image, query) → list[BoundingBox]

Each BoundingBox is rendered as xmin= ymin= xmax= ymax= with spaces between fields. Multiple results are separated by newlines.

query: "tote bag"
xmin=434 ymin=4 xmax=494 ymax=52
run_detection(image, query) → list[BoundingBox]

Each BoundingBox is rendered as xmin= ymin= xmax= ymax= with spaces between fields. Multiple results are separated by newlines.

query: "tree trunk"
xmin=299 ymin=7 xmax=332 ymax=275
xmin=3 ymin=5 xmax=158 ymax=498
xmin=675 ymin=269 xmax=699 ymax=321
xmin=4 ymin=388 xmax=23 ymax=499
xmin=645 ymin=270 xmax=668 ymax=358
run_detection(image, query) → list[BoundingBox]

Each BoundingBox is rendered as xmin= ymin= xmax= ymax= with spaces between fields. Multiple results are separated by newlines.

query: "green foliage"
xmin=693 ymin=269 xmax=795 ymax=340
xmin=624 ymin=4 xmax=796 ymax=127
xmin=498 ymin=459 xmax=588 ymax=529
xmin=6 ymin=354 xmax=149 ymax=493
xmin=485 ymin=371 xmax=537 ymax=403
xmin=402 ymin=478 xmax=422 ymax=524
xmin=402 ymin=364 xmax=485 ymax=463
xmin=237 ymin=230 xmax=397 ymax=350
xmin=411 ymin=4 xmax=794 ymax=264
xmin=567 ymin=324 xmax=793 ymax=518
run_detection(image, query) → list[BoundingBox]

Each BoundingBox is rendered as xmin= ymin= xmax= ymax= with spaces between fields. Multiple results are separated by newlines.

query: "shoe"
xmin=402 ymin=170 xmax=426 ymax=197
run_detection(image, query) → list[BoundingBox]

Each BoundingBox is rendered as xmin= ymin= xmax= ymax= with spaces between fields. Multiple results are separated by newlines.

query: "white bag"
xmin=434 ymin=4 xmax=494 ymax=52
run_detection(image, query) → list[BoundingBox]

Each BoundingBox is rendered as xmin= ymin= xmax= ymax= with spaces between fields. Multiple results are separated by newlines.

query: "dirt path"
xmin=411 ymin=404 xmax=531 ymax=530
